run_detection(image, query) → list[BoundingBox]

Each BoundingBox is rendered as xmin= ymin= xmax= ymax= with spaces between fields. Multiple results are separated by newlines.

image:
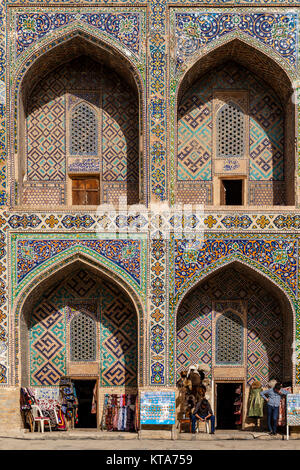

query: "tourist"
xmin=260 ymin=382 xmax=289 ymax=435
xmin=191 ymin=398 xmax=215 ymax=434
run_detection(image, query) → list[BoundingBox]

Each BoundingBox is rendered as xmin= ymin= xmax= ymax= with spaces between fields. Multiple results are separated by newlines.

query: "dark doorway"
xmin=216 ymin=382 xmax=243 ymax=429
xmin=221 ymin=179 xmax=243 ymax=205
xmin=73 ymin=380 xmax=97 ymax=429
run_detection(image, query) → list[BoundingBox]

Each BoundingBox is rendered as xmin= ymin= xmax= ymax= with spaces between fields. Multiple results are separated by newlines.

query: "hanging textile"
xmin=102 ymin=394 xmax=137 ymax=432
xmin=278 ymin=387 xmax=292 ymax=427
xmin=91 ymin=382 xmax=97 ymax=414
xmin=233 ymin=385 xmax=243 ymax=425
xmin=59 ymin=378 xmax=79 ymax=427
xmin=20 ymin=387 xmax=63 ymax=430
xmin=248 ymin=381 xmax=264 ymax=418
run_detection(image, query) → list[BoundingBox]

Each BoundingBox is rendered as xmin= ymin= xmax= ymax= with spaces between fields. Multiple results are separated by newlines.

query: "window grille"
xmin=70 ymin=312 xmax=96 ymax=361
xmin=70 ymin=103 xmax=97 ymax=156
xmin=217 ymin=102 xmax=244 ymax=158
xmin=216 ymin=311 xmax=243 ymax=364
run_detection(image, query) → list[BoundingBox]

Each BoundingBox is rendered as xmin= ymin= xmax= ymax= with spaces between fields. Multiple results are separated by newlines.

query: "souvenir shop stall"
xmin=20 ymin=377 xmax=79 ymax=432
xmin=247 ymin=379 xmax=292 ymax=431
xmin=59 ymin=377 xmax=79 ymax=429
xmin=176 ymin=364 xmax=211 ymax=431
xmin=101 ymin=393 xmax=138 ymax=432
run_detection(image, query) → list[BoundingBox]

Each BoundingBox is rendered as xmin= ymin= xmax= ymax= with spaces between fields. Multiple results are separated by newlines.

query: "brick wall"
xmin=0 ymin=388 xmax=22 ymax=430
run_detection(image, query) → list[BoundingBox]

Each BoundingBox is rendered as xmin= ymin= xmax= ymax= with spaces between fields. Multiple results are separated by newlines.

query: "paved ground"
xmin=0 ymin=431 xmax=299 ymax=451
xmin=0 ymin=437 xmax=299 ymax=450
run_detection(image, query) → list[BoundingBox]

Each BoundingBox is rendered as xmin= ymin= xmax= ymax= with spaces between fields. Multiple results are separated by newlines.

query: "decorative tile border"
xmin=149 ymin=0 xmax=168 ymax=201
xmin=174 ymin=11 xmax=297 ymax=74
xmin=10 ymin=232 xmax=147 ymax=304
xmin=14 ymin=10 xmax=143 ymax=60
xmin=149 ymin=239 xmax=167 ymax=385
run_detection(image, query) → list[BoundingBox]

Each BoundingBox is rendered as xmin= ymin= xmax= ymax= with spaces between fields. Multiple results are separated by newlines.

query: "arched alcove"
xmin=14 ymin=31 xmax=145 ymax=207
xmin=18 ymin=259 xmax=141 ymax=389
xmin=175 ymin=39 xmax=295 ymax=207
xmin=176 ymin=261 xmax=295 ymax=387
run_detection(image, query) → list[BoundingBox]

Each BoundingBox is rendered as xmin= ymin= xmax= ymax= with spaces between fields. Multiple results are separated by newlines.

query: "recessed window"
xmin=221 ymin=179 xmax=243 ymax=206
xmin=216 ymin=311 xmax=243 ymax=365
xmin=70 ymin=313 xmax=96 ymax=362
xmin=217 ymin=102 xmax=244 ymax=159
xmin=72 ymin=176 xmax=100 ymax=205
xmin=70 ymin=102 xmax=98 ymax=156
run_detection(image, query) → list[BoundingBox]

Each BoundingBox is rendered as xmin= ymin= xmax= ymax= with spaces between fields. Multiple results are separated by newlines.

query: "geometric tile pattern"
xmin=176 ymin=182 xmax=213 ymax=204
xmin=247 ymin=295 xmax=283 ymax=386
xmin=249 ymin=181 xmax=285 ymax=205
xmin=27 ymin=96 xmax=65 ymax=181
xmin=100 ymin=281 xmax=137 ymax=387
xmin=217 ymin=102 xmax=244 ymax=159
xmin=70 ymin=312 xmax=97 ymax=361
xmin=70 ymin=103 xmax=97 ymax=156
xmin=216 ymin=311 xmax=243 ymax=365
xmin=30 ymin=269 xmax=137 ymax=387
xmin=177 ymin=295 xmax=212 ymax=378
xmin=177 ymin=83 xmax=212 ymax=181
xmin=22 ymin=183 xmax=65 ymax=205
xmin=176 ymin=266 xmax=284 ymax=386
xmin=102 ymin=74 xmax=139 ymax=182
xmin=250 ymin=84 xmax=284 ymax=181
xmin=177 ymin=62 xmax=284 ymax=184
xmin=25 ymin=56 xmax=139 ymax=201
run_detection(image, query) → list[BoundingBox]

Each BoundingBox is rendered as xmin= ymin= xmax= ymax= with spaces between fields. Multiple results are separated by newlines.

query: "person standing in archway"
xmin=260 ymin=382 xmax=289 ymax=435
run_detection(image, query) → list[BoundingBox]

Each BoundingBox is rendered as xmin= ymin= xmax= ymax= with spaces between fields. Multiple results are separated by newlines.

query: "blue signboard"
xmin=287 ymin=394 xmax=300 ymax=425
xmin=140 ymin=391 xmax=176 ymax=425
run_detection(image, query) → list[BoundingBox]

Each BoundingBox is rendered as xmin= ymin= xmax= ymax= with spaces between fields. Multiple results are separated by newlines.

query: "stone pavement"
xmin=0 ymin=434 xmax=299 ymax=451
xmin=0 ymin=429 xmax=297 ymax=447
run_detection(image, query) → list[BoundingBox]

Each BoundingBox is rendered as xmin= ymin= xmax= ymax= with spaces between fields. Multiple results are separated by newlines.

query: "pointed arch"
xmin=174 ymin=259 xmax=296 ymax=387
xmin=10 ymin=25 xmax=147 ymax=206
xmin=173 ymin=36 xmax=296 ymax=206
xmin=176 ymin=35 xmax=294 ymax=105
xmin=13 ymin=251 xmax=145 ymax=387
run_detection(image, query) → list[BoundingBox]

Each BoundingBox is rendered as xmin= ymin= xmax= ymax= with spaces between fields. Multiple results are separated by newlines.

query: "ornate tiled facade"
xmin=29 ymin=269 xmax=137 ymax=387
xmin=0 ymin=0 xmax=299 ymax=431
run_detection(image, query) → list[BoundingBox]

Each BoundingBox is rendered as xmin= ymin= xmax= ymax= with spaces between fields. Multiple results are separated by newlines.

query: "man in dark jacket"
xmin=191 ymin=398 xmax=215 ymax=434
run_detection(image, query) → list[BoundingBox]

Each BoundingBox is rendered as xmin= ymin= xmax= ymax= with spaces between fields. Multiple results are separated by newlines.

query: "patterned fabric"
xmin=101 ymin=394 xmax=137 ymax=432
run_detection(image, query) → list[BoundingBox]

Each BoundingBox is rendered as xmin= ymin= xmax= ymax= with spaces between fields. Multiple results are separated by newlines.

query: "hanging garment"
xmin=278 ymin=387 xmax=292 ymax=426
xmin=102 ymin=393 xmax=137 ymax=432
xmin=233 ymin=387 xmax=243 ymax=425
xmin=91 ymin=383 xmax=97 ymax=414
xmin=56 ymin=407 xmax=67 ymax=430
xmin=248 ymin=386 xmax=264 ymax=418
